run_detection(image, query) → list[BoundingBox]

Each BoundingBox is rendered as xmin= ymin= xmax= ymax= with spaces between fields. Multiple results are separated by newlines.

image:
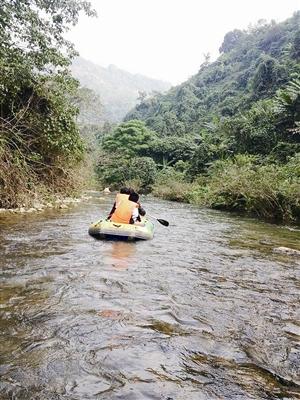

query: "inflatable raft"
xmin=88 ymin=218 xmax=154 ymax=240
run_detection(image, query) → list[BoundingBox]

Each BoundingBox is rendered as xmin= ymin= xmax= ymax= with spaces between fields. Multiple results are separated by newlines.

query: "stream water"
xmin=0 ymin=192 xmax=299 ymax=399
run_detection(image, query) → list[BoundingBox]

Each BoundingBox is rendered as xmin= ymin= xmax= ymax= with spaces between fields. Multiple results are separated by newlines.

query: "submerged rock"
xmin=273 ymin=246 xmax=300 ymax=256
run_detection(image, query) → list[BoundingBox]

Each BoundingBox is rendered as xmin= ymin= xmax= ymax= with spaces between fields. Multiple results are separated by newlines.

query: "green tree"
xmin=187 ymin=127 xmax=231 ymax=177
xmin=291 ymin=30 xmax=300 ymax=60
xmin=126 ymin=157 xmax=157 ymax=189
xmin=219 ymin=29 xmax=245 ymax=53
xmin=221 ymin=99 xmax=278 ymax=155
xmin=149 ymin=136 xmax=196 ymax=167
xmin=102 ymin=120 xmax=157 ymax=158
xmin=1 ymin=0 xmax=96 ymax=71
xmin=0 ymin=0 xmax=96 ymax=207
xmin=252 ymin=55 xmax=286 ymax=98
xmin=96 ymin=154 xmax=157 ymax=190
xmin=274 ymin=78 xmax=300 ymax=135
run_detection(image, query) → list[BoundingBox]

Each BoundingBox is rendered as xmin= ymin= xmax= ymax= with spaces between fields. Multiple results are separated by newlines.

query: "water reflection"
xmin=105 ymin=241 xmax=137 ymax=270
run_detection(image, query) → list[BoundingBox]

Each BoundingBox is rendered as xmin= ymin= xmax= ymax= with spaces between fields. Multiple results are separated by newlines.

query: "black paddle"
xmin=147 ymin=214 xmax=169 ymax=227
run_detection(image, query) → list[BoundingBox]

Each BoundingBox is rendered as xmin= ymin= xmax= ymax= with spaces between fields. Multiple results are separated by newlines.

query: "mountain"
xmin=71 ymin=57 xmax=171 ymax=122
xmin=125 ymin=12 xmax=300 ymax=137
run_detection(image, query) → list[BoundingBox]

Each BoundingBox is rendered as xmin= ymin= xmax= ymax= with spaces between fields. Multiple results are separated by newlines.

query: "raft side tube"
xmin=88 ymin=218 xmax=154 ymax=240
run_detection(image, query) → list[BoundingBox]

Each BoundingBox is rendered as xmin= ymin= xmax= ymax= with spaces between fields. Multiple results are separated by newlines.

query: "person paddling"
xmin=107 ymin=187 xmax=130 ymax=219
xmin=108 ymin=187 xmax=146 ymax=221
xmin=110 ymin=192 xmax=140 ymax=224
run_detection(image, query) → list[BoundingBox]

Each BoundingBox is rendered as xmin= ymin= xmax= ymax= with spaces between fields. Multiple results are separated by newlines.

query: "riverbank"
xmin=152 ymin=155 xmax=300 ymax=225
xmin=153 ymin=184 xmax=300 ymax=226
xmin=0 ymin=193 xmax=93 ymax=215
xmin=0 ymin=152 xmax=97 ymax=212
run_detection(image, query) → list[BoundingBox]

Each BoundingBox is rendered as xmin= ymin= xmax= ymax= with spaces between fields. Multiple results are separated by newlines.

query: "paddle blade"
xmin=157 ymin=218 xmax=169 ymax=227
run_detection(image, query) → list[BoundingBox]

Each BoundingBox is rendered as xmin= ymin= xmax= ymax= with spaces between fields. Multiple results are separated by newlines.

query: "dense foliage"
xmin=0 ymin=0 xmax=95 ymax=207
xmin=189 ymin=154 xmax=300 ymax=221
xmin=97 ymin=119 xmax=199 ymax=190
xmin=99 ymin=13 xmax=300 ymax=223
xmin=97 ymin=120 xmax=157 ymax=190
xmin=126 ymin=13 xmax=300 ymax=138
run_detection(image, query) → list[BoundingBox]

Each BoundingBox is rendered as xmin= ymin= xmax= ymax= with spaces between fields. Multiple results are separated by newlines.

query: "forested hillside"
xmin=98 ymin=13 xmax=300 ymax=223
xmin=71 ymin=57 xmax=171 ymax=122
xmin=126 ymin=13 xmax=300 ymax=136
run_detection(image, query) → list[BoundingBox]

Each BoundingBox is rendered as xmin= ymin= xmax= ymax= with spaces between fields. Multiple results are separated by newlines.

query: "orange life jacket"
xmin=110 ymin=198 xmax=138 ymax=224
xmin=115 ymin=193 xmax=129 ymax=207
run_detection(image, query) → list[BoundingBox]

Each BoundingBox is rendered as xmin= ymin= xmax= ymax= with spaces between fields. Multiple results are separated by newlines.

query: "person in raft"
xmin=107 ymin=187 xmax=146 ymax=221
xmin=107 ymin=186 xmax=130 ymax=219
xmin=110 ymin=192 xmax=142 ymax=224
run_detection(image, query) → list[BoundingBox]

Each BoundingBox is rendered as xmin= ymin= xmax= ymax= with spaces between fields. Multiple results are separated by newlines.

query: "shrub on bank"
xmin=96 ymin=155 xmax=157 ymax=192
xmin=0 ymin=75 xmax=87 ymax=208
xmin=190 ymin=154 xmax=300 ymax=223
xmin=0 ymin=148 xmax=92 ymax=209
xmin=152 ymin=167 xmax=193 ymax=202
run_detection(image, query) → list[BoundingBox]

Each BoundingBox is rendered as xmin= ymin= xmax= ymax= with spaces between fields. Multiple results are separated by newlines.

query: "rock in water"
xmin=273 ymin=246 xmax=300 ymax=256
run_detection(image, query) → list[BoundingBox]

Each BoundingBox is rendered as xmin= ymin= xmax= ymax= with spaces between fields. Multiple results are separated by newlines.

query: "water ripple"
xmin=0 ymin=194 xmax=299 ymax=399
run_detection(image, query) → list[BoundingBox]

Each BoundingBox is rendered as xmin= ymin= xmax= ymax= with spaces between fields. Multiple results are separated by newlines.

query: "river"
xmin=0 ymin=192 xmax=299 ymax=399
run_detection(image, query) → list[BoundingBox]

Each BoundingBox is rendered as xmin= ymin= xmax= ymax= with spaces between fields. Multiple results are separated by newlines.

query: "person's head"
xmin=128 ymin=187 xmax=135 ymax=194
xmin=128 ymin=192 xmax=139 ymax=203
xmin=120 ymin=187 xmax=130 ymax=194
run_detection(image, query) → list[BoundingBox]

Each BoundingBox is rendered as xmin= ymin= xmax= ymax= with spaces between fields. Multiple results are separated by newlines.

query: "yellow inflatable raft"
xmin=88 ymin=218 xmax=154 ymax=240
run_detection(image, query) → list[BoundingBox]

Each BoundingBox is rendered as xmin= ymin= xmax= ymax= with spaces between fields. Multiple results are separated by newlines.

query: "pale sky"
xmin=68 ymin=0 xmax=300 ymax=85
